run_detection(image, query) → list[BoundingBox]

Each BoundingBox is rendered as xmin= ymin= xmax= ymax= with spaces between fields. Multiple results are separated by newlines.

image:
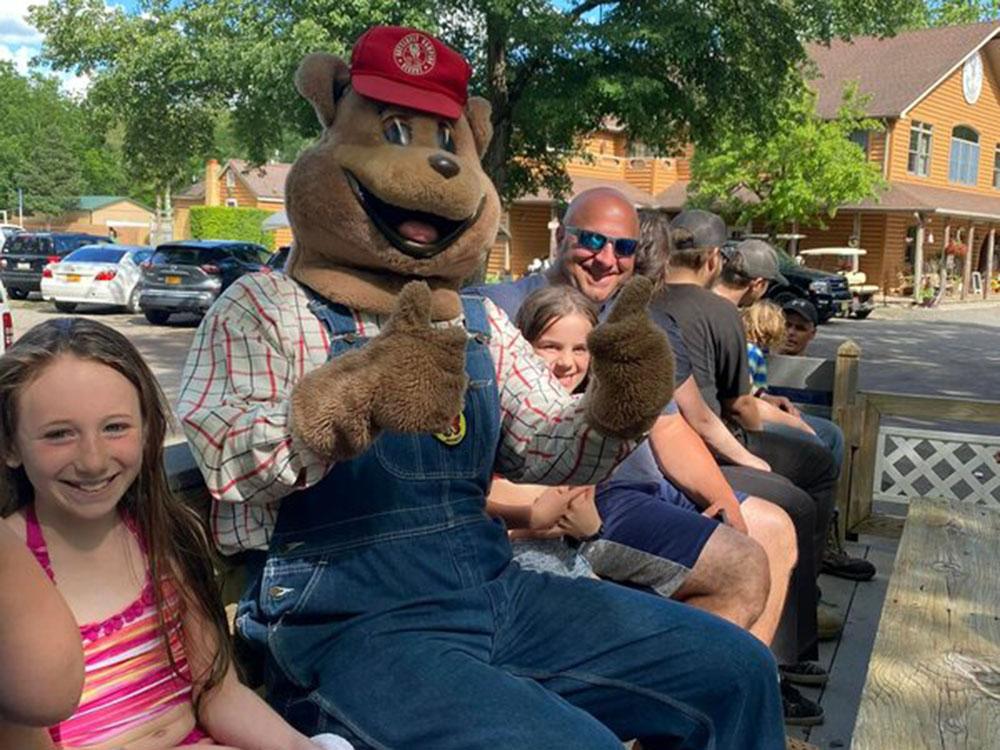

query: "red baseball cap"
xmin=350 ymin=26 xmax=471 ymax=120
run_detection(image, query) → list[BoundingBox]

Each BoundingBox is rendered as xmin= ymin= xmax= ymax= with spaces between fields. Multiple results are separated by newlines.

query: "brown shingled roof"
xmin=843 ymin=180 xmax=1000 ymax=220
xmin=225 ymin=159 xmax=291 ymax=200
xmin=808 ymin=22 xmax=1000 ymax=118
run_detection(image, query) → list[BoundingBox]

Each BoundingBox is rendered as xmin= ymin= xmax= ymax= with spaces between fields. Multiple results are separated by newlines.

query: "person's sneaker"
xmin=781 ymin=678 xmax=824 ymax=726
xmin=822 ymin=548 xmax=877 ymax=581
xmin=817 ymin=603 xmax=843 ymax=641
xmin=780 ymin=661 xmax=829 ymax=687
xmin=822 ymin=509 xmax=876 ymax=581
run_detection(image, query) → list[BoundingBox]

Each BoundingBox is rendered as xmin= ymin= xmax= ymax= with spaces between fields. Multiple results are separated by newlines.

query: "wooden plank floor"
xmin=852 ymin=500 xmax=1000 ymax=750
xmin=787 ymin=535 xmax=900 ymax=749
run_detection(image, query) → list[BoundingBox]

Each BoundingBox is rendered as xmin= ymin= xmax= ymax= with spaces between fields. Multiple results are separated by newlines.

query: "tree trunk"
xmin=483 ymin=10 xmax=512 ymax=203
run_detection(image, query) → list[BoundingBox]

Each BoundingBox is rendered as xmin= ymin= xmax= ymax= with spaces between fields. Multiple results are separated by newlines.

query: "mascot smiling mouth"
xmin=346 ymin=171 xmax=486 ymax=259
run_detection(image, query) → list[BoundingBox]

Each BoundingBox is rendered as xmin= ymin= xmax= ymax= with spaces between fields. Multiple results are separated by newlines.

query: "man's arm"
xmin=647 ymin=413 xmax=748 ymax=534
xmin=673 ymin=376 xmax=770 ymax=471
xmin=177 ymin=275 xmax=331 ymax=506
xmin=723 ymin=394 xmax=763 ymax=432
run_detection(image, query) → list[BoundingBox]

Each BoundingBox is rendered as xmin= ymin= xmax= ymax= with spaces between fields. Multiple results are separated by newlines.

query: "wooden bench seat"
xmin=852 ymin=498 xmax=1000 ymax=749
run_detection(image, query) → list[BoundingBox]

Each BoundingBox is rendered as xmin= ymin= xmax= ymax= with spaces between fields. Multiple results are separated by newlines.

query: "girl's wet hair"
xmin=514 ymin=285 xmax=599 ymax=345
xmin=0 ymin=318 xmax=231 ymax=713
xmin=636 ymin=208 xmax=672 ymax=288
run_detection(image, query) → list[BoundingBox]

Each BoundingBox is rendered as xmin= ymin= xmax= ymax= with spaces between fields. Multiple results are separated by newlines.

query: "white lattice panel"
xmin=873 ymin=426 xmax=1000 ymax=507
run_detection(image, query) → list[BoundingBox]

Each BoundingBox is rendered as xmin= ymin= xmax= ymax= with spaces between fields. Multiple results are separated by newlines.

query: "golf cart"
xmin=797 ymin=248 xmax=878 ymax=319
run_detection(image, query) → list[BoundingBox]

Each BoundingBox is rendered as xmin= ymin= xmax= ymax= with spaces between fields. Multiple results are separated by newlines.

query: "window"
xmin=849 ymin=130 xmax=870 ymax=156
xmin=225 ymin=170 xmax=235 ymax=188
xmin=225 ymin=197 xmax=238 ymax=207
xmin=993 ymin=145 xmax=1000 ymax=189
xmin=907 ymin=121 xmax=932 ymax=176
xmin=949 ymin=125 xmax=979 ymax=185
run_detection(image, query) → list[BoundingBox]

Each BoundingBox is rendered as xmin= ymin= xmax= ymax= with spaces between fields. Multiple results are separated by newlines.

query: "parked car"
xmin=0 ymin=281 xmax=12 ymax=354
xmin=797 ymin=248 xmax=878 ymax=319
xmin=765 ymin=249 xmax=853 ymax=324
xmin=138 ymin=240 xmax=270 ymax=324
xmin=0 ymin=224 xmax=25 ymax=245
xmin=40 ymin=244 xmax=153 ymax=314
xmin=0 ymin=232 xmax=113 ymax=299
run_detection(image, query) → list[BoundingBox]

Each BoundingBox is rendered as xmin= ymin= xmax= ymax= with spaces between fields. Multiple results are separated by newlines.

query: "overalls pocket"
xmin=259 ymin=554 xmax=329 ymax=621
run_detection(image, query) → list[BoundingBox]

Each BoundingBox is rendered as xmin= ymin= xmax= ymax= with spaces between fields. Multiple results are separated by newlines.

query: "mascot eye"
xmin=437 ymin=124 xmax=456 ymax=153
xmin=383 ymin=117 xmax=412 ymax=146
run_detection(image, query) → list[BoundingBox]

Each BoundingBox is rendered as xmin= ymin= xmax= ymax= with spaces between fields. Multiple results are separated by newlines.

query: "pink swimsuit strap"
xmin=24 ymin=504 xmax=155 ymax=643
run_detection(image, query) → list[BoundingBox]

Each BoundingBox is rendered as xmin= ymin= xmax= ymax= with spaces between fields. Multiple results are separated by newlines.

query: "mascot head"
xmin=285 ymin=26 xmax=501 ymax=320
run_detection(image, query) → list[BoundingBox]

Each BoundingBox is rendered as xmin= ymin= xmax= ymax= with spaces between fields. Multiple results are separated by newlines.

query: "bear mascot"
xmin=180 ymin=25 xmax=780 ymax=750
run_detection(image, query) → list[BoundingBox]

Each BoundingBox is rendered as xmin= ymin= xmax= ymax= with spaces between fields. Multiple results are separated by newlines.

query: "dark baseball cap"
xmin=670 ymin=209 xmax=727 ymax=250
xmin=782 ymin=298 xmax=819 ymax=327
xmin=729 ymin=239 xmax=788 ymax=285
xmin=350 ymin=26 xmax=471 ymax=119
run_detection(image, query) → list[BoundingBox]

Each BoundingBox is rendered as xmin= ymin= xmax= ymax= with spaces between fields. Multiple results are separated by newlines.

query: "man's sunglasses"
xmin=564 ymin=225 xmax=639 ymax=258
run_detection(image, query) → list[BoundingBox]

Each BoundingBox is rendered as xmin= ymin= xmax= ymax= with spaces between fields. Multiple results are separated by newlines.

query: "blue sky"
xmin=0 ymin=0 xmax=139 ymax=93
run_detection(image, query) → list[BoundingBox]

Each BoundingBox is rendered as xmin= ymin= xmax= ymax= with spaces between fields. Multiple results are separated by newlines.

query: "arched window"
xmin=949 ymin=125 xmax=980 ymax=185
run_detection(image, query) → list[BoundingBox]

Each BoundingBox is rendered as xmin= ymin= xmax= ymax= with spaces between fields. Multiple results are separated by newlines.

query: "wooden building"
xmin=24 ymin=196 xmax=154 ymax=245
xmin=174 ymin=159 xmax=292 ymax=247
xmin=800 ymin=21 xmax=1000 ymax=299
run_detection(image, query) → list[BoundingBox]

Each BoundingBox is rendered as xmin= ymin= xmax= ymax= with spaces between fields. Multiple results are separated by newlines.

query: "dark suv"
xmin=138 ymin=240 xmax=270 ymax=324
xmin=0 ymin=232 xmax=113 ymax=299
xmin=765 ymin=250 xmax=852 ymax=324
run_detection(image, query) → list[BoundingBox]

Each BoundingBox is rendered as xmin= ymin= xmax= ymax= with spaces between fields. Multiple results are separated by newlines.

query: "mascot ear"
xmin=295 ymin=53 xmax=351 ymax=129
xmin=465 ymin=97 xmax=494 ymax=159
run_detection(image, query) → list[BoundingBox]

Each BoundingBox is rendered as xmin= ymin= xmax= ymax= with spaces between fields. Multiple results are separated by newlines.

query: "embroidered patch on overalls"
xmin=434 ymin=413 xmax=466 ymax=446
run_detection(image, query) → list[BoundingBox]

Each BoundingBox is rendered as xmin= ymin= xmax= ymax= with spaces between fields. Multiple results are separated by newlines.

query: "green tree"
xmin=688 ymin=83 xmax=886 ymax=234
xmin=907 ymin=1 xmax=1000 ymax=27
xmin=16 ymin=128 xmax=87 ymax=217
xmin=31 ymin=0 xmax=923 ymax=203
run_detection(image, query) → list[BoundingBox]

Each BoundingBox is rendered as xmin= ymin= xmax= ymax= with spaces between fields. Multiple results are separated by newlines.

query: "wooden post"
xmin=848 ymin=395 xmax=882 ymax=535
xmin=986 ymin=227 xmax=995 ymax=299
xmin=962 ymin=223 xmax=975 ymax=300
xmin=912 ymin=220 xmax=925 ymax=305
xmin=833 ymin=340 xmax=861 ymax=543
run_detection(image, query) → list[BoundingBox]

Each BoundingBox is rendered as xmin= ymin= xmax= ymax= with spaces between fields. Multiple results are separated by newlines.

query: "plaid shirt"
xmin=178 ymin=272 xmax=633 ymax=555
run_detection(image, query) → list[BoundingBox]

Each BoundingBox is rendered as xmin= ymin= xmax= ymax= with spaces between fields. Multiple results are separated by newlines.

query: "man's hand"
xmin=529 ymin=486 xmax=575 ymax=531
xmin=740 ymin=454 xmax=772 ymax=472
xmin=762 ymin=393 xmax=800 ymax=418
xmin=702 ymin=500 xmax=749 ymax=535
xmin=556 ymin=486 xmax=602 ymax=540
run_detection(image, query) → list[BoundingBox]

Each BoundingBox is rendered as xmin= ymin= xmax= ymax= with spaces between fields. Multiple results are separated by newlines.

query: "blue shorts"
xmin=583 ymin=480 xmax=749 ymax=598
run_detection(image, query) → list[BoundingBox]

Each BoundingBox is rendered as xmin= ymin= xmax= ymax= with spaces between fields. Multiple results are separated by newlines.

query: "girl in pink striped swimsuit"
xmin=0 ymin=319 xmax=350 ymax=750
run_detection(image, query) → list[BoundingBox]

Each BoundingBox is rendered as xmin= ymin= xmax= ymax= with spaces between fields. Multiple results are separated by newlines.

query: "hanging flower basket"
xmin=945 ymin=241 xmax=968 ymax=258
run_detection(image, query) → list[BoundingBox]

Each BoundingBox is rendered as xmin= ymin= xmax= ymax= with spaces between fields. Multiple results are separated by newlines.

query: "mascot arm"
xmin=178 ymin=280 xmax=331 ymax=506
xmin=486 ymin=296 xmax=636 ymax=486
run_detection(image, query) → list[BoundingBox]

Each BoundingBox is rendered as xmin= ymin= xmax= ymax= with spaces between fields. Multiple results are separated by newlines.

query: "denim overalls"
xmin=238 ymin=293 xmax=784 ymax=750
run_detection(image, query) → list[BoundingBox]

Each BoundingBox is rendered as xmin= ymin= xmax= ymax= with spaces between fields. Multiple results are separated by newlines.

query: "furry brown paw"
xmin=369 ymin=281 xmax=468 ymax=433
xmin=584 ymin=277 xmax=674 ymax=439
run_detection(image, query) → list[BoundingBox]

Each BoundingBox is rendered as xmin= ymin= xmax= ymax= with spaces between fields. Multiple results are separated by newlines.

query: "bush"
xmin=189 ymin=206 xmax=275 ymax=250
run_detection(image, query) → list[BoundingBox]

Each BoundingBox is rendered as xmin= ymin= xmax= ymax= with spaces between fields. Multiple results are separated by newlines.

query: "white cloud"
xmin=0 ymin=1 xmax=43 ymax=46
xmin=0 ymin=42 xmax=34 ymax=74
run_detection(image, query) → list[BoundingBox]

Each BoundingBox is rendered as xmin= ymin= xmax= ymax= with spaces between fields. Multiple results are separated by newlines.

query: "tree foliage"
xmin=30 ymin=0 xmax=923 ymax=203
xmin=907 ymin=0 xmax=1000 ymax=27
xmin=0 ymin=62 xmax=128 ymax=218
xmin=688 ymin=83 xmax=886 ymax=232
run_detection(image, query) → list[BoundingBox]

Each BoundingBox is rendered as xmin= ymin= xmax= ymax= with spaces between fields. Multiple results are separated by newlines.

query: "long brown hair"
xmin=0 ymin=318 xmax=231 ymax=712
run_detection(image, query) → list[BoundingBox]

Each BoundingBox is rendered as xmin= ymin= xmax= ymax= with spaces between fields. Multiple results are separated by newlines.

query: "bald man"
xmin=471 ymin=190 xmax=803 ymax=660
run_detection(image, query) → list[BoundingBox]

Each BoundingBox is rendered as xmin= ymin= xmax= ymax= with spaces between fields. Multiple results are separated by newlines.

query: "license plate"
xmin=16 ymin=262 xmax=29 ymax=270
xmin=165 ymin=275 xmax=182 ymax=285
xmin=66 ymin=274 xmax=81 ymax=282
